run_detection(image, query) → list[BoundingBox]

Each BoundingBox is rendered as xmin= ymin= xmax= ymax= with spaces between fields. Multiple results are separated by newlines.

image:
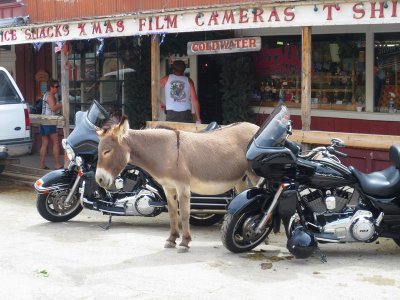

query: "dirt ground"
xmin=1 ymin=181 xmax=400 ymax=300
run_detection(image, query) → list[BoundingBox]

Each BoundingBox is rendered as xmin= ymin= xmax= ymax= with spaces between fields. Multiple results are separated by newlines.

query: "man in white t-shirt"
xmin=160 ymin=60 xmax=201 ymax=123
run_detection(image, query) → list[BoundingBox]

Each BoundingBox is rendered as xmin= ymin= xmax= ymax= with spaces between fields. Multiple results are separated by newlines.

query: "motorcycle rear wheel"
xmin=36 ymin=180 xmax=82 ymax=222
xmin=221 ymin=211 xmax=273 ymax=253
xmin=189 ymin=213 xmax=223 ymax=226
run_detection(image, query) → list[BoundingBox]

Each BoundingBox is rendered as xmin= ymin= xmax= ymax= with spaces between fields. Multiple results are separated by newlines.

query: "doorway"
xmin=197 ymin=55 xmax=223 ymax=124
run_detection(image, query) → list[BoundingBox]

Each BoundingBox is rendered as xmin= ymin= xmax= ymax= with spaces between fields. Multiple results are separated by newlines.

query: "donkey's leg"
xmin=176 ymin=185 xmax=192 ymax=253
xmin=234 ymin=175 xmax=248 ymax=194
xmin=234 ymin=172 xmax=260 ymax=194
xmin=164 ymin=188 xmax=180 ymax=248
xmin=246 ymin=170 xmax=261 ymax=188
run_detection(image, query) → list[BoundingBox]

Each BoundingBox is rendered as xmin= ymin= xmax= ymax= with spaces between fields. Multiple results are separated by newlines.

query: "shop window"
xmin=251 ymin=34 xmax=366 ymax=111
xmin=56 ymin=37 xmax=135 ymax=124
xmin=251 ymin=36 xmax=302 ymax=107
xmin=312 ymin=34 xmax=365 ymax=111
xmin=375 ymin=32 xmax=400 ymax=113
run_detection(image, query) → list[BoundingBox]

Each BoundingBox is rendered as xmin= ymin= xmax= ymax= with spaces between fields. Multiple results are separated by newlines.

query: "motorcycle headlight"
xmin=61 ymin=138 xmax=68 ymax=150
xmin=75 ymin=156 xmax=83 ymax=167
xmin=65 ymin=144 xmax=75 ymax=161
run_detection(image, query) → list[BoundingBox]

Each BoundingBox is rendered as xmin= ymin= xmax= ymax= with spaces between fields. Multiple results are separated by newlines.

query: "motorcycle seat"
xmin=202 ymin=121 xmax=221 ymax=132
xmin=389 ymin=144 xmax=400 ymax=169
xmin=349 ymin=165 xmax=400 ymax=197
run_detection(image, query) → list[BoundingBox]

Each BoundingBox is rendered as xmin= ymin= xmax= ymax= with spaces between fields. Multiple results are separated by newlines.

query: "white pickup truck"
xmin=0 ymin=67 xmax=32 ymax=173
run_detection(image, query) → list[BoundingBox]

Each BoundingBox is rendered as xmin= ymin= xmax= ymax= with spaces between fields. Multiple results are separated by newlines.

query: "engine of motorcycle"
xmin=350 ymin=212 xmax=376 ymax=241
xmin=320 ymin=210 xmax=376 ymax=242
xmin=301 ymin=187 xmax=352 ymax=213
xmin=115 ymin=189 xmax=163 ymax=216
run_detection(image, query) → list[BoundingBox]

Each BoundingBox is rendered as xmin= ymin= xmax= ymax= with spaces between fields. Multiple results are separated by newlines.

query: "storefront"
xmin=1 ymin=0 xmax=399 ymax=171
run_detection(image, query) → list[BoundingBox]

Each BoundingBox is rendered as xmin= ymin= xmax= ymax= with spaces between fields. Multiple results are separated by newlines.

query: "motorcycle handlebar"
xmin=327 ymin=146 xmax=348 ymax=158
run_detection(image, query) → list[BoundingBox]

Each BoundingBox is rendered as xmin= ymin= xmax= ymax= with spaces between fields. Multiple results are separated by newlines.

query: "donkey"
xmin=95 ymin=116 xmax=259 ymax=252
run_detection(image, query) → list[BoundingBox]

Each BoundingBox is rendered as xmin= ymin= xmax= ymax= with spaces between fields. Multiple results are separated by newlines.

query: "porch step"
xmin=5 ymin=164 xmax=49 ymax=178
xmin=1 ymin=164 xmax=49 ymax=187
xmin=0 ymin=171 xmax=38 ymax=187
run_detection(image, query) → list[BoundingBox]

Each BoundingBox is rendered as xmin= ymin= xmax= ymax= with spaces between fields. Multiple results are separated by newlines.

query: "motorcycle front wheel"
xmin=36 ymin=179 xmax=83 ymax=222
xmin=189 ymin=213 xmax=223 ymax=226
xmin=221 ymin=211 xmax=273 ymax=253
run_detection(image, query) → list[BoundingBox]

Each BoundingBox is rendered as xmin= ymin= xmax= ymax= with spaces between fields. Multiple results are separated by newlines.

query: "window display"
xmin=252 ymin=36 xmax=301 ymax=107
xmin=375 ymin=32 xmax=400 ymax=113
xmin=251 ymin=34 xmax=366 ymax=111
xmin=312 ymin=34 xmax=365 ymax=111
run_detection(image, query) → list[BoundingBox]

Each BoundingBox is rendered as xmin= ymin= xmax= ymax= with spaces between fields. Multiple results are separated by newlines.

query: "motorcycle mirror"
xmin=287 ymin=121 xmax=293 ymax=135
xmin=331 ymin=138 xmax=345 ymax=148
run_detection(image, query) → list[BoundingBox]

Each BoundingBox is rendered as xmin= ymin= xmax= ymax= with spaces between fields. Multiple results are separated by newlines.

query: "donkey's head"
xmin=95 ymin=115 xmax=131 ymax=188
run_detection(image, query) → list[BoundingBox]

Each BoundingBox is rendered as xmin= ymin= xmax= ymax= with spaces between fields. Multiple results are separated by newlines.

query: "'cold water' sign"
xmin=187 ymin=37 xmax=261 ymax=55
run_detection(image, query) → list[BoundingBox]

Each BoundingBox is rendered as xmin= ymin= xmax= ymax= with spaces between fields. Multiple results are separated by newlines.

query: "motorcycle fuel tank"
xmin=309 ymin=160 xmax=356 ymax=189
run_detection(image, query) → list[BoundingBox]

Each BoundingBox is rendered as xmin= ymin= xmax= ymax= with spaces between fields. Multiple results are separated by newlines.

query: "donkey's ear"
xmin=117 ymin=115 xmax=130 ymax=143
xmin=96 ymin=128 xmax=106 ymax=137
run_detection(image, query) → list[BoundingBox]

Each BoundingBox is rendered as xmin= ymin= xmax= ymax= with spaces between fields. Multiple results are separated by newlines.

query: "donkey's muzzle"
xmin=95 ymin=168 xmax=114 ymax=189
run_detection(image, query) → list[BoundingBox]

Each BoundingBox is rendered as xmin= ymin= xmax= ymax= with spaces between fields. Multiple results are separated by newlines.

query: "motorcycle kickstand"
xmin=99 ymin=215 xmax=113 ymax=230
xmin=315 ymin=246 xmax=327 ymax=263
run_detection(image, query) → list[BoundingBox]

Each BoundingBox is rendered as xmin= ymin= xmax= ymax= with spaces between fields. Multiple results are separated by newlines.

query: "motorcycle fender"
xmin=34 ymin=169 xmax=77 ymax=194
xmin=227 ymin=188 xmax=273 ymax=215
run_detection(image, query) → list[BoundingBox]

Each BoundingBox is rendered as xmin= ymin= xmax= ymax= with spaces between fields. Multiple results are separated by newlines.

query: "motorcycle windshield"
xmin=87 ymin=100 xmax=110 ymax=129
xmin=67 ymin=100 xmax=109 ymax=153
xmin=253 ymin=104 xmax=290 ymax=148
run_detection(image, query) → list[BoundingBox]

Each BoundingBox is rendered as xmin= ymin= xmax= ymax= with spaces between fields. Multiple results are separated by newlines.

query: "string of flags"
xmin=50 ymin=32 xmax=169 ymax=55
xmin=33 ymin=42 xmax=43 ymax=52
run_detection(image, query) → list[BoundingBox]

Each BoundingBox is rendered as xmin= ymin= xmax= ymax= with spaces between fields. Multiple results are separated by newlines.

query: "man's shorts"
xmin=40 ymin=125 xmax=57 ymax=136
xmin=166 ymin=110 xmax=193 ymax=123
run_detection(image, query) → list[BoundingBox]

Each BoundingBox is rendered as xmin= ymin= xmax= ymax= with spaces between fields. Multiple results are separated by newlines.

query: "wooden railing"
xmin=146 ymin=121 xmax=400 ymax=151
xmin=29 ymin=114 xmax=65 ymax=126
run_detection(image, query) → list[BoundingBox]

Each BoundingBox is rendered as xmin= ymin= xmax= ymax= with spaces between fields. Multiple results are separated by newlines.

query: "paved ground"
xmin=1 ymin=180 xmax=400 ymax=300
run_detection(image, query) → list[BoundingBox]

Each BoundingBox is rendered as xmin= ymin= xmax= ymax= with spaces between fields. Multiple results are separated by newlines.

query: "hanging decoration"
xmin=160 ymin=33 xmax=166 ymax=45
xmin=33 ymin=42 xmax=43 ymax=52
xmin=54 ymin=41 xmax=65 ymax=53
xmin=96 ymin=37 xmax=105 ymax=55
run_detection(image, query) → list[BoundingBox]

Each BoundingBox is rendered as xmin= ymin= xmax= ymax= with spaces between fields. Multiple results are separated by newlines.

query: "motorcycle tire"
xmin=36 ymin=178 xmax=83 ymax=222
xmin=221 ymin=211 xmax=273 ymax=253
xmin=189 ymin=213 xmax=223 ymax=226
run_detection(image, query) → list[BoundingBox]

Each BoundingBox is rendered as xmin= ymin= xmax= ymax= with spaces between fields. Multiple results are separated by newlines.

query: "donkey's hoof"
xmin=164 ymin=241 xmax=176 ymax=248
xmin=177 ymin=245 xmax=189 ymax=253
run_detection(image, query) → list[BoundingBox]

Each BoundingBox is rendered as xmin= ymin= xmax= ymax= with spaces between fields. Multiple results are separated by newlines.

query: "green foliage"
xmin=217 ymin=53 xmax=254 ymax=124
xmin=124 ymin=36 xmax=152 ymax=129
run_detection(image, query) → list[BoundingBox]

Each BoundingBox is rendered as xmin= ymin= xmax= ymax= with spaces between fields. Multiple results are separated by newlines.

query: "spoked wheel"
xmin=36 ymin=187 xmax=82 ymax=222
xmin=221 ymin=211 xmax=273 ymax=253
xmin=189 ymin=213 xmax=224 ymax=226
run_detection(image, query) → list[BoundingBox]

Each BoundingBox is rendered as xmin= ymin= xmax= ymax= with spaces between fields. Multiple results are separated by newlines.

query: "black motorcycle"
xmin=221 ymin=103 xmax=400 ymax=259
xmin=34 ymin=100 xmax=232 ymax=227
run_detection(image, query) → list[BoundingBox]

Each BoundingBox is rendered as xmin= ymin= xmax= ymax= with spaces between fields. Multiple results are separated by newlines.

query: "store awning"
xmin=0 ymin=1 xmax=398 ymax=46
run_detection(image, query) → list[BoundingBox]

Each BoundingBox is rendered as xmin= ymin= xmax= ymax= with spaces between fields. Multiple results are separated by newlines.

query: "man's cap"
xmin=172 ymin=60 xmax=186 ymax=73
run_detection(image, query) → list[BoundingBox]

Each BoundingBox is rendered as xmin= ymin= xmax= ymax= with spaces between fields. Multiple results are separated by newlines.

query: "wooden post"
xmin=151 ymin=35 xmax=160 ymax=121
xmin=301 ymin=26 xmax=312 ymax=131
xmin=60 ymin=44 xmax=70 ymax=139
